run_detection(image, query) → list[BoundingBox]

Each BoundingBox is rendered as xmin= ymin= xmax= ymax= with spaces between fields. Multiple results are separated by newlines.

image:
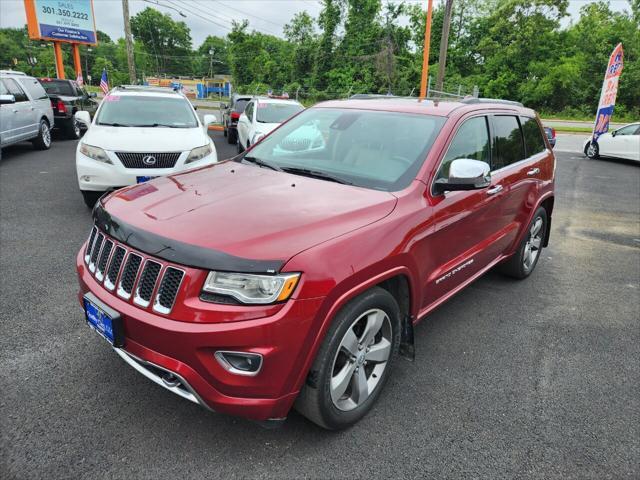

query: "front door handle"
xmin=487 ymin=184 xmax=503 ymax=195
xmin=527 ymin=167 xmax=540 ymax=176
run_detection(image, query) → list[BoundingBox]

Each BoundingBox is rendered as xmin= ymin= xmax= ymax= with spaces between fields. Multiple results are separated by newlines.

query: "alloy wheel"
xmin=523 ymin=216 xmax=543 ymax=272
xmin=330 ymin=308 xmax=392 ymax=411
xmin=42 ymin=123 xmax=51 ymax=147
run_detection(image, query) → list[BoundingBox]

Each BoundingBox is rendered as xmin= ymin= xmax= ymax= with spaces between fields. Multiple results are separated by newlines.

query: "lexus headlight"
xmin=80 ymin=143 xmax=112 ymax=164
xmin=185 ymin=143 xmax=212 ymax=164
xmin=203 ymin=271 xmax=300 ymax=304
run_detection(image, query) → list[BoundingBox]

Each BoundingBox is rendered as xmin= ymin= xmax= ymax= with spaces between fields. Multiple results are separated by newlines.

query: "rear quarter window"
xmin=520 ymin=116 xmax=547 ymax=156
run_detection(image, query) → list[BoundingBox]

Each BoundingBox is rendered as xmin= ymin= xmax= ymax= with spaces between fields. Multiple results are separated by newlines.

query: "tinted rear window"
xmin=492 ymin=116 xmax=525 ymax=170
xmin=233 ymin=99 xmax=249 ymax=112
xmin=39 ymin=80 xmax=75 ymax=96
xmin=520 ymin=116 xmax=547 ymax=156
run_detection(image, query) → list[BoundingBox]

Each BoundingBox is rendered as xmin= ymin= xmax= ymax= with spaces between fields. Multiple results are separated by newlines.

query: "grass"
xmin=552 ymin=126 xmax=592 ymax=134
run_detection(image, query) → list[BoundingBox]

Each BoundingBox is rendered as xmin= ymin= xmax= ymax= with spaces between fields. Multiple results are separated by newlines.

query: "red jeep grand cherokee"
xmin=77 ymin=97 xmax=555 ymax=429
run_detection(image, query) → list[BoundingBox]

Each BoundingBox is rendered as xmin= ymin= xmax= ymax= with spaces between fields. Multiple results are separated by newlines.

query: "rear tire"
xmin=81 ymin=190 xmax=104 ymax=209
xmin=65 ymin=118 xmax=82 ymax=140
xmin=585 ymin=141 xmax=599 ymax=159
xmin=295 ymin=287 xmax=400 ymax=430
xmin=227 ymin=128 xmax=237 ymax=144
xmin=32 ymin=119 xmax=51 ymax=150
xmin=498 ymin=207 xmax=547 ymax=279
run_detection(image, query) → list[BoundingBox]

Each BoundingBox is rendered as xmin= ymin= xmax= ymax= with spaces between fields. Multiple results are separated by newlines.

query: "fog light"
xmin=214 ymin=351 xmax=263 ymax=376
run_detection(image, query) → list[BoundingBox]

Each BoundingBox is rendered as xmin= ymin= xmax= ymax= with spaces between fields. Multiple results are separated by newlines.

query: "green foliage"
xmin=1 ymin=0 xmax=638 ymax=119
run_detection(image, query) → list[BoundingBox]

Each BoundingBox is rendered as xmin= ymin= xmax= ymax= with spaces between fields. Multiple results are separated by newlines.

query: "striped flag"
xmin=100 ymin=68 xmax=109 ymax=95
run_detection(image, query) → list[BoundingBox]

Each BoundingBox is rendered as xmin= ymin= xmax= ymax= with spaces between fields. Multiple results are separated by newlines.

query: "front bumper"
xmin=76 ymin=248 xmax=323 ymax=421
xmin=76 ymin=150 xmax=217 ymax=192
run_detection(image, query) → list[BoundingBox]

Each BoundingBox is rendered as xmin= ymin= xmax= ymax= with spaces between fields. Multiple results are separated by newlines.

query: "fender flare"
xmin=510 ymin=192 xmax=555 ymax=253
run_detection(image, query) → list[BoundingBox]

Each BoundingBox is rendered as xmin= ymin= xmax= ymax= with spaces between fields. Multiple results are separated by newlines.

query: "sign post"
xmin=592 ymin=43 xmax=624 ymax=143
xmin=24 ymin=0 xmax=97 ymax=80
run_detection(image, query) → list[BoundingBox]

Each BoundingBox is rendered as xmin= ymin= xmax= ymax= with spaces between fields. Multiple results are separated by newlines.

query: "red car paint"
xmin=77 ymin=98 xmax=555 ymax=421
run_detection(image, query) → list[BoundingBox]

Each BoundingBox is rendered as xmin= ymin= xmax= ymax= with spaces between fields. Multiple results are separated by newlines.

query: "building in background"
xmin=144 ymin=75 xmax=232 ymax=99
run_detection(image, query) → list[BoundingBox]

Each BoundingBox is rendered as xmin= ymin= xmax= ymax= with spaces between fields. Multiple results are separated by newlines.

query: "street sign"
xmin=24 ymin=0 xmax=97 ymax=45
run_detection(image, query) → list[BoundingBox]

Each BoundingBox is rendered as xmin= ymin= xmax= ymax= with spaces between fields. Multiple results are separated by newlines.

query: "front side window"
xmin=520 ymin=116 xmax=547 ymax=156
xmin=3 ymin=78 xmax=28 ymax=102
xmin=436 ymin=116 xmax=490 ymax=181
xmin=244 ymin=102 xmax=254 ymax=121
xmin=615 ymin=125 xmax=639 ymax=136
xmin=246 ymin=108 xmax=445 ymax=192
xmin=233 ymin=99 xmax=249 ymax=113
xmin=256 ymin=103 xmax=304 ymax=124
xmin=492 ymin=115 xmax=525 ymax=170
xmin=95 ymin=95 xmax=198 ymax=128
xmin=18 ymin=78 xmax=49 ymax=101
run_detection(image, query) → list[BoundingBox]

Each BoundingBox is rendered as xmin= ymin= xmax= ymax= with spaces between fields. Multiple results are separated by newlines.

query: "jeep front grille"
xmin=83 ymin=228 xmax=184 ymax=314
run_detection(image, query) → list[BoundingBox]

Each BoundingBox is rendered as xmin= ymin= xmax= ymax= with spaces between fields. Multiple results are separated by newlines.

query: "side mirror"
xmin=89 ymin=92 xmax=97 ymax=98
xmin=75 ymin=110 xmax=91 ymax=128
xmin=203 ymin=114 xmax=217 ymax=126
xmin=0 ymin=94 xmax=16 ymax=105
xmin=611 ymin=130 xmax=617 ymax=137
xmin=220 ymin=103 xmax=227 ymax=110
xmin=434 ymin=159 xmax=491 ymax=194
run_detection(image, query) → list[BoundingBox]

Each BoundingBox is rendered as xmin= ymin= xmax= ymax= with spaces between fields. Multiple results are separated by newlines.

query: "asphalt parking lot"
xmin=1 ymin=133 xmax=638 ymax=479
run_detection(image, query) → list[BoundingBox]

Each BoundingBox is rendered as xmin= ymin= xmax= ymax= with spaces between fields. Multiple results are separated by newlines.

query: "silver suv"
xmin=0 ymin=70 xmax=54 ymax=156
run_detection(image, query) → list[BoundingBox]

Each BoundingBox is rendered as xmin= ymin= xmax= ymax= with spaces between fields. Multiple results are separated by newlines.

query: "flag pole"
xmin=419 ymin=0 xmax=434 ymax=101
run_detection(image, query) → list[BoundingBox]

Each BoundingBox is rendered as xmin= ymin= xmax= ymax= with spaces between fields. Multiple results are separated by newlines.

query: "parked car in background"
xmin=544 ymin=126 xmax=556 ymax=148
xmin=583 ymin=122 xmax=640 ymax=162
xmin=221 ymin=93 xmax=252 ymax=145
xmin=38 ymin=78 xmax=99 ymax=139
xmin=0 ymin=70 xmax=54 ymax=157
xmin=77 ymin=97 xmax=555 ymax=429
xmin=74 ymin=85 xmax=218 ymax=208
xmin=237 ymin=97 xmax=304 ymax=153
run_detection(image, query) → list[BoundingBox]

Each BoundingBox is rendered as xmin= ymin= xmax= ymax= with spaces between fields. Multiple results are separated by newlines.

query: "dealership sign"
xmin=24 ymin=0 xmax=97 ymax=45
xmin=592 ymin=43 xmax=624 ymax=142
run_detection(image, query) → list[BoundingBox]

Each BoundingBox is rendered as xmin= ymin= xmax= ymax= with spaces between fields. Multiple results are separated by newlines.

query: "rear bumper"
xmin=76 ymin=248 xmax=323 ymax=421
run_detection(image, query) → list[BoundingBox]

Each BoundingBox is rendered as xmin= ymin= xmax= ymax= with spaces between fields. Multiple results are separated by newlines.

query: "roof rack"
xmin=0 ymin=70 xmax=27 ymax=76
xmin=459 ymin=97 xmax=524 ymax=107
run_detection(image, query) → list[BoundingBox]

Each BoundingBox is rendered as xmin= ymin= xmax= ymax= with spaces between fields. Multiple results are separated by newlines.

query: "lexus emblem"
xmin=142 ymin=155 xmax=157 ymax=166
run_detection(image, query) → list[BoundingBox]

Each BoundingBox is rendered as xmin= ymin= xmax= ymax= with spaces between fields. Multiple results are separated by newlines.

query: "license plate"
xmin=136 ymin=176 xmax=157 ymax=183
xmin=83 ymin=293 xmax=124 ymax=346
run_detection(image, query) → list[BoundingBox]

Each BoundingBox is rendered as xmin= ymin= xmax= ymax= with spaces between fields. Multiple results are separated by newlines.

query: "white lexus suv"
xmin=74 ymin=85 xmax=218 ymax=207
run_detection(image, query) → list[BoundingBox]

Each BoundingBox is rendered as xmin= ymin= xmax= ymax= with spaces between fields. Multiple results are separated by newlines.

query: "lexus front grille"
xmin=115 ymin=152 xmax=181 ymax=169
xmin=83 ymin=228 xmax=183 ymax=314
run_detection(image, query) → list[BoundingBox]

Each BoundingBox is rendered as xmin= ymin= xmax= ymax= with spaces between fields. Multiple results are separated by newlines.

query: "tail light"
xmin=56 ymin=99 xmax=67 ymax=114
xmin=550 ymin=128 xmax=556 ymax=139
xmin=230 ymin=111 xmax=240 ymax=120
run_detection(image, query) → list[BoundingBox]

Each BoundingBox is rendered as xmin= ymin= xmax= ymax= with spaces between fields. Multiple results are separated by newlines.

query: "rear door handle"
xmin=487 ymin=185 xmax=503 ymax=195
xmin=527 ymin=167 xmax=540 ymax=176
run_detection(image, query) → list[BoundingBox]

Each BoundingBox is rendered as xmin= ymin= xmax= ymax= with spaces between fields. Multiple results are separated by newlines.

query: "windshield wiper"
xmin=281 ymin=167 xmax=352 ymax=185
xmin=242 ymin=156 xmax=283 ymax=172
xmin=132 ymin=123 xmax=183 ymax=128
xmin=98 ymin=122 xmax=131 ymax=127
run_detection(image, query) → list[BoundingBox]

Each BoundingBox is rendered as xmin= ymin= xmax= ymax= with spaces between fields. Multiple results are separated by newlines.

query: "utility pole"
xmin=435 ymin=0 xmax=454 ymax=92
xmin=122 ymin=0 xmax=137 ymax=84
xmin=419 ymin=0 xmax=434 ymax=100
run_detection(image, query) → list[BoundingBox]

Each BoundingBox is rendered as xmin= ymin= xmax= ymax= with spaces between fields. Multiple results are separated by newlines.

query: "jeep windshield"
xmin=244 ymin=108 xmax=445 ymax=191
xmin=96 ymin=95 xmax=198 ymax=128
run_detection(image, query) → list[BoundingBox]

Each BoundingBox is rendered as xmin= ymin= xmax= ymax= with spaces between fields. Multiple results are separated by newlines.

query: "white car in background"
xmin=584 ymin=122 xmax=640 ymax=162
xmin=236 ymin=97 xmax=304 ymax=153
xmin=74 ymin=85 xmax=218 ymax=207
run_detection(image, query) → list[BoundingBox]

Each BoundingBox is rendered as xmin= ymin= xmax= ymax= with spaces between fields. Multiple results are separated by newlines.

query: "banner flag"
xmin=592 ymin=43 xmax=624 ymax=142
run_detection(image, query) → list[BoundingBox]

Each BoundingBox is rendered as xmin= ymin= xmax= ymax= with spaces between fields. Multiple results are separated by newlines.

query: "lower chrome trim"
xmin=113 ymin=348 xmax=213 ymax=411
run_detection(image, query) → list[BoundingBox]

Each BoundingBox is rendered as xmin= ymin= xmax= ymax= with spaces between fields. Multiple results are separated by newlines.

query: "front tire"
xmin=498 ymin=207 xmax=548 ymax=279
xmin=32 ymin=119 xmax=51 ymax=150
xmin=585 ymin=141 xmax=599 ymax=159
xmin=295 ymin=287 xmax=400 ymax=430
xmin=81 ymin=190 xmax=104 ymax=209
xmin=227 ymin=128 xmax=237 ymax=144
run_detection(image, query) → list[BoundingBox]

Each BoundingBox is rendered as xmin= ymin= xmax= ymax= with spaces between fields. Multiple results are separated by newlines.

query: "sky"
xmin=0 ymin=0 xmax=633 ymax=48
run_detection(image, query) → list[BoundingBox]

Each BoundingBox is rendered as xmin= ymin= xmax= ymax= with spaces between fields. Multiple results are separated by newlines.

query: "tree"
xmin=284 ymin=12 xmax=317 ymax=85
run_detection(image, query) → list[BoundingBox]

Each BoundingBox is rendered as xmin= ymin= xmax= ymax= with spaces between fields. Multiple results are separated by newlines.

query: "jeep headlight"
xmin=79 ymin=143 xmax=112 ymax=164
xmin=185 ymin=143 xmax=212 ymax=164
xmin=203 ymin=271 xmax=300 ymax=304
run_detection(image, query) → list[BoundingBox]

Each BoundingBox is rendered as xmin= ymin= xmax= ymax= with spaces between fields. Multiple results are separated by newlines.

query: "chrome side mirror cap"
xmin=434 ymin=158 xmax=491 ymax=193
xmin=0 ymin=94 xmax=16 ymax=105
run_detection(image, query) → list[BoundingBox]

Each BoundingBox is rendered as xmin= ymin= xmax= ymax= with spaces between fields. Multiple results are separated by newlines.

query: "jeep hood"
xmin=100 ymin=161 xmax=397 ymax=269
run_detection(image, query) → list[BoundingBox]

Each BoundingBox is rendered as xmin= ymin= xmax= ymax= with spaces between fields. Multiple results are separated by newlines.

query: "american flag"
xmin=100 ymin=68 xmax=109 ymax=95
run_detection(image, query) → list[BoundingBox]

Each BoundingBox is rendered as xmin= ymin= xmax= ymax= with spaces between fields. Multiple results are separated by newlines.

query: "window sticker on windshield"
xmin=103 ymin=95 xmax=120 ymax=102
